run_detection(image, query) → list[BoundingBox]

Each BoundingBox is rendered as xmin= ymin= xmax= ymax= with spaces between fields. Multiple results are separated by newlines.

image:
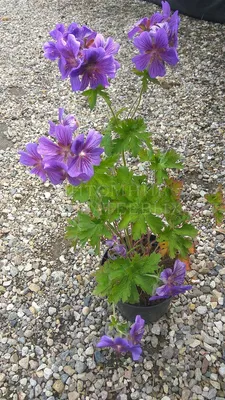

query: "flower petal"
xmin=162 ymin=47 xmax=179 ymax=66
xmin=133 ymin=31 xmax=153 ymax=52
xmin=129 ymin=344 xmax=142 ymax=361
xmin=96 ymin=335 xmax=114 ymax=348
xmin=132 ymin=54 xmax=150 ymax=71
xmin=44 ymin=161 xmax=67 ymax=185
xmin=30 ymin=166 xmax=47 ymax=182
xmin=58 ymin=107 xmax=64 ymax=122
xmin=154 ymin=28 xmax=168 ymax=49
xmin=148 ymin=58 xmax=166 ymax=78
xmin=38 ymin=137 xmax=60 ymax=158
xmin=55 ymin=125 xmax=72 ymax=146
xmin=71 ymin=134 xmax=85 ymax=155
xmin=85 ymin=130 xmax=102 ymax=150
xmin=160 ymin=268 xmax=172 ymax=284
xmin=172 ymin=259 xmax=186 ymax=285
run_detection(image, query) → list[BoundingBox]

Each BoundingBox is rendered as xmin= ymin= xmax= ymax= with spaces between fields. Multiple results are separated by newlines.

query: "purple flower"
xmin=149 ymin=259 xmax=192 ymax=301
xmin=96 ymin=335 xmax=142 ymax=361
xmin=128 ymin=15 xmax=163 ymax=39
xmin=57 ymin=34 xmax=81 ymax=79
xmin=38 ymin=125 xmax=73 ymax=163
xmin=44 ymin=23 xmax=119 ymax=91
xmin=106 ymin=235 xmax=117 ymax=247
xmin=49 ymin=108 xmax=78 ymax=137
xmin=68 ymin=129 xmax=104 ymax=179
xmin=129 ymin=315 xmax=145 ymax=345
xmin=44 ymin=160 xmax=89 ymax=186
xmin=43 ymin=41 xmax=60 ymax=61
xmin=49 ymin=23 xmax=65 ymax=40
xmin=132 ymin=28 xmax=179 ymax=78
xmin=19 ymin=143 xmax=47 ymax=182
xmin=66 ymin=23 xmax=96 ymax=47
xmin=70 ymin=47 xmax=118 ymax=91
xmin=106 ymin=236 xmax=127 ymax=259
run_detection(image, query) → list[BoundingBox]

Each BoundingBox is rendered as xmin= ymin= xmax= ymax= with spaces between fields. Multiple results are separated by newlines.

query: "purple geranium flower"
xmin=106 ymin=235 xmax=117 ymax=247
xmin=49 ymin=23 xmax=65 ymax=40
xmin=68 ymin=129 xmax=104 ymax=179
xmin=70 ymin=47 xmax=118 ymax=91
xmin=129 ymin=315 xmax=145 ymax=345
xmin=96 ymin=335 xmax=142 ymax=361
xmin=43 ymin=41 xmax=61 ymax=61
xmin=57 ymin=34 xmax=81 ymax=79
xmin=106 ymin=236 xmax=127 ymax=259
xmin=149 ymin=259 xmax=192 ymax=301
xmin=66 ymin=23 xmax=96 ymax=48
xmin=49 ymin=108 xmax=78 ymax=137
xmin=38 ymin=124 xmax=73 ymax=163
xmin=44 ymin=160 xmax=89 ymax=186
xmin=128 ymin=14 xmax=163 ymax=39
xmin=19 ymin=143 xmax=47 ymax=182
xmin=132 ymin=28 xmax=179 ymax=78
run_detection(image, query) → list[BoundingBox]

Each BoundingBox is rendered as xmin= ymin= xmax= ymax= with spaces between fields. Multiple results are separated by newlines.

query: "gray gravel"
xmin=0 ymin=0 xmax=225 ymax=399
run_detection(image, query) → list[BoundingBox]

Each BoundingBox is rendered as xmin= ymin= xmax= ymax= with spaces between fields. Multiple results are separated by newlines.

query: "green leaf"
xmin=158 ymin=227 xmax=194 ymax=258
xmin=132 ymin=216 xmax=147 ymax=240
xmin=66 ymin=212 xmax=111 ymax=253
xmin=82 ymin=88 xmax=98 ymax=109
xmin=174 ymin=223 xmax=198 ymax=238
xmin=111 ymin=117 xmax=152 ymax=157
xmin=205 ymin=187 xmax=225 ymax=225
xmin=133 ymin=69 xmax=160 ymax=92
xmin=82 ymin=85 xmax=112 ymax=109
xmin=141 ymin=252 xmax=161 ymax=274
xmin=146 ymin=213 xmax=164 ymax=234
xmin=127 ymin=284 xmax=140 ymax=304
xmin=134 ymin=275 xmax=158 ymax=294
xmin=94 ymin=253 xmax=161 ymax=304
xmin=150 ymin=150 xmax=183 ymax=184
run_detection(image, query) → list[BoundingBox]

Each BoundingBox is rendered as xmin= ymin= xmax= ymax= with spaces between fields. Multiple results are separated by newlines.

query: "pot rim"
xmin=118 ymin=297 xmax=172 ymax=309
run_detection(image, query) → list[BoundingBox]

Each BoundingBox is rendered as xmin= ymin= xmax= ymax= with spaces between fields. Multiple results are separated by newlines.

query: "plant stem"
xmin=128 ymin=82 xmax=145 ymax=119
xmin=122 ymin=151 xmax=126 ymax=167
xmin=107 ymin=103 xmax=117 ymax=120
xmin=112 ymin=303 xmax=116 ymax=318
xmin=130 ymin=84 xmax=145 ymax=119
xmin=144 ymin=273 xmax=160 ymax=280
xmin=106 ymin=222 xmax=118 ymax=237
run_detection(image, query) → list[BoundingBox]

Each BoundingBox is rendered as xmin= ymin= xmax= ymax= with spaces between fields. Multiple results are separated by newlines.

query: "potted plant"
xmin=19 ymin=1 xmax=224 ymax=360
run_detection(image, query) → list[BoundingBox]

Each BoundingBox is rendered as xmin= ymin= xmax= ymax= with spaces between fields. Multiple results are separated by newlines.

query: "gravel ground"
xmin=0 ymin=0 xmax=225 ymax=399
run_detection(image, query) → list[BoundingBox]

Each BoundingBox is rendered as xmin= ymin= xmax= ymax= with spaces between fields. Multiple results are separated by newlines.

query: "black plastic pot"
xmin=117 ymin=297 xmax=171 ymax=323
xmin=147 ymin=0 xmax=225 ymax=23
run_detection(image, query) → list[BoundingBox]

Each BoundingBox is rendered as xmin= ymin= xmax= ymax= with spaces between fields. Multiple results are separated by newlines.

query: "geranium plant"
xmin=19 ymin=1 xmax=224 ymax=359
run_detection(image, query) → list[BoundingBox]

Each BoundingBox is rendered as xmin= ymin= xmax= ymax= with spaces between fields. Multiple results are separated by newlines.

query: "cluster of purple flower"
xmin=97 ymin=315 xmax=145 ymax=361
xmin=44 ymin=23 xmax=120 ymax=91
xmin=106 ymin=235 xmax=127 ymax=259
xmin=149 ymin=259 xmax=192 ymax=300
xmin=129 ymin=1 xmax=180 ymax=78
xmin=19 ymin=108 xmax=104 ymax=185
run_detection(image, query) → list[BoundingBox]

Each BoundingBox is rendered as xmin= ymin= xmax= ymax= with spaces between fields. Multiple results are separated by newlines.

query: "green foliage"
xmin=66 ymin=76 xmax=199 ymax=303
xmin=82 ymin=85 xmax=112 ymax=109
xmin=158 ymin=224 xmax=198 ymax=258
xmin=109 ymin=316 xmax=129 ymax=335
xmin=102 ymin=117 xmax=152 ymax=157
xmin=150 ymin=150 xmax=183 ymax=184
xmin=133 ymin=69 xmax=160 ymax=92
xmin=205 ymin=187 xmax=225 ymax=225
xmin=66 ymin=212 xmax=111 ymax=253
xmin=94 ymin=253 xmax=161 ymax=304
